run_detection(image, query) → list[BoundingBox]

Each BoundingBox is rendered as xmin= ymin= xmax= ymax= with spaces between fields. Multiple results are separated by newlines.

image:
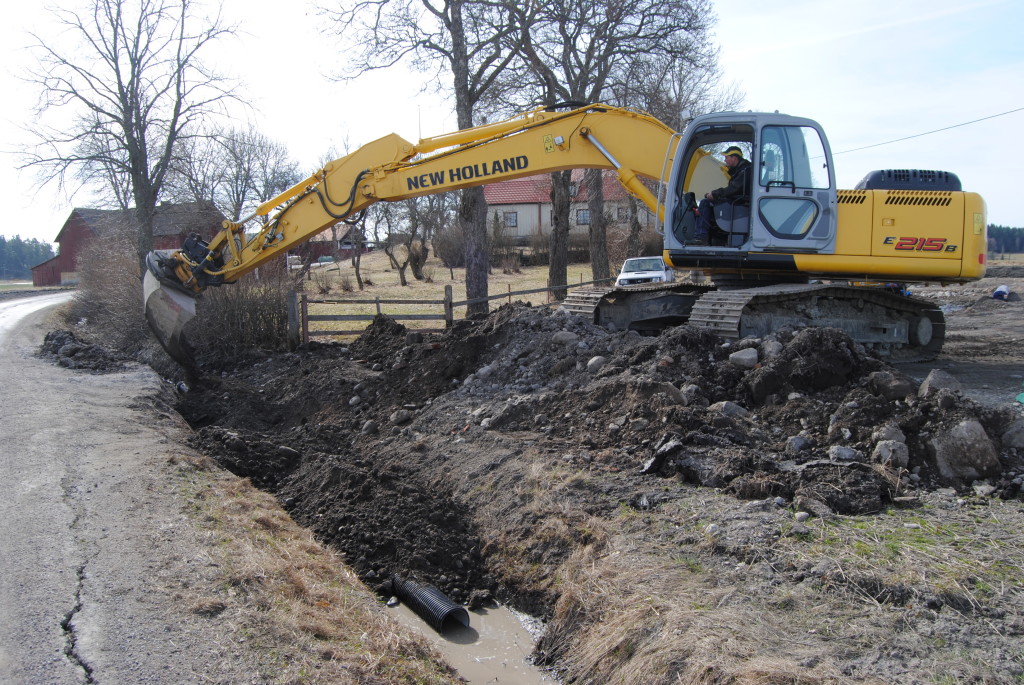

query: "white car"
xmin=614 ymin=257 xmax=676 ymax=287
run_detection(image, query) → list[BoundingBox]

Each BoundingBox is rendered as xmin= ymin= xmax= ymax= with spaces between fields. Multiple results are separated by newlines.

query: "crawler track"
xmin=567 ymin=282 xmax=945 ymax=360
xmin=687 ymin=283 xmax=944 ymax=360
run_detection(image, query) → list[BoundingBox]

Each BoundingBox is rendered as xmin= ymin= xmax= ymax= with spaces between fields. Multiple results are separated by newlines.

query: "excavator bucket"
xmin=143 ymin=251 xmax=197 ymax=368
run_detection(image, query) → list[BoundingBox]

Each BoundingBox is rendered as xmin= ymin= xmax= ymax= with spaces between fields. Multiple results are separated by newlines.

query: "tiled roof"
xmin=483 ymin=170 xmax=640 ymax=205
xmin=484 ymin=175 xmax=552 ymax=204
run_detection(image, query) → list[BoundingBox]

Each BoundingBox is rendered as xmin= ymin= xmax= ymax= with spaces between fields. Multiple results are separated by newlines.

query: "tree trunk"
xmin=586 ymin=169 xmax=610 ymax=281
xmin=449 ymin=1 xmax=489 ymax=318
xmin=548 ymin=170 xmax=571 ymax=300
xmin=461 ymin=186 xmax=489 ymax=316
xmin=625 ymin=195 xmax=644 ymax=259
xmin=352 ymin=228 xmax=364 ymax=290
xmin=409 ymin=242 xmax=428 ymax=280
xmin=134 ymin=193 xmax=157 ymax=276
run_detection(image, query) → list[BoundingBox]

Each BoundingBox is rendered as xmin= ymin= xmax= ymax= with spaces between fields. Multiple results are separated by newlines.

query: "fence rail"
xmin=291 ymin=279 xmax=613 ymax=343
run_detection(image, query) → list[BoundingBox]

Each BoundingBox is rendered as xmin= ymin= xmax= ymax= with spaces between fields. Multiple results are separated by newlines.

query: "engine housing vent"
xmin=854 ymin=169 xmax=962 ymax=191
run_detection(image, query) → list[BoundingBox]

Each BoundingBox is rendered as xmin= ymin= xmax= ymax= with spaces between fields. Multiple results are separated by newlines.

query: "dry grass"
xmin=531 ymin=488 xmax=1024 ymax=684
xmin=168 ymin=453 xmax=461 ymax=684
xmin=300 ymin=250 xmax=597 ymax=339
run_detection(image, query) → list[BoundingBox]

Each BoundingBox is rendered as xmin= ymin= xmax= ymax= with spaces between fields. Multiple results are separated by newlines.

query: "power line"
xmin=833 ymin=106 xmax=1024 ymax=155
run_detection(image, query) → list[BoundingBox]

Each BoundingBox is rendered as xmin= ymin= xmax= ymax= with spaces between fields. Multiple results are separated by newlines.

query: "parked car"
xmin=614 ymin=257 xmax=676 ymax=287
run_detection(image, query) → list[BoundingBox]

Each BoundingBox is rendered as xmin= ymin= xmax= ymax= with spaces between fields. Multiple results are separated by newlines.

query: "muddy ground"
xmin=71 ymin=272 xmax=1024 ymax=682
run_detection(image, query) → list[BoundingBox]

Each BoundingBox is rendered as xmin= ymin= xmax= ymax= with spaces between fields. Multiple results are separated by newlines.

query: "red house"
xmin=32 ymin=202 xmax=225 ymax=287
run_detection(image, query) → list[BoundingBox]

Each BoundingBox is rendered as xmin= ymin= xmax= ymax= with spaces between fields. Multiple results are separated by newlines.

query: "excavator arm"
xmin=144 ymin=104 xmax=679 ymax=361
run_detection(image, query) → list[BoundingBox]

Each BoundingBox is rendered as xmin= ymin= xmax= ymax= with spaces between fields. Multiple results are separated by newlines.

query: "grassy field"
xmin=0 ymin=281 xmax=36 ymax=291
xmin=300 ymin=250 xmax=599 ymax=340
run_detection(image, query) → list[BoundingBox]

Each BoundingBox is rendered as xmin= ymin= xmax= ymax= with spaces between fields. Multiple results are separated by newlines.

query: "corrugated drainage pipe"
xmin=392 ymin=575 xmax=470 ymax=631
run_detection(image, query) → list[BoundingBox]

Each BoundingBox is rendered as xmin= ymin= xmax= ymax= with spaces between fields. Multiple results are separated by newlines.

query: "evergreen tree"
xmin=0 ymin=235 xmax=56 ymax=280
xmin=987 ymin=225 xmax=1024 ymax=255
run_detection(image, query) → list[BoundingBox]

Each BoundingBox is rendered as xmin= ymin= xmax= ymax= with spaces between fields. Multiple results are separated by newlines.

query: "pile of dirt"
xmin=39 ymin=329 xmax=131 ymax=372
xmin=180 ymin=305 xmax=1019 ymax=577
xmin=174 ymin=302 xmax=1024 ymax=681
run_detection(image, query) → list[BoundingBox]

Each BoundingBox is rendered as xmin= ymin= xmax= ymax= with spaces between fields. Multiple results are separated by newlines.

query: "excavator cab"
xmin=663 ymin=112 xmax=838 ymax=269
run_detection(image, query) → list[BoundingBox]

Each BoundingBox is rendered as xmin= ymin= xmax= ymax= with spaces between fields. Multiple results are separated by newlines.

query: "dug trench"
xmin=166 ymin=300 xmax=1024 ymax=682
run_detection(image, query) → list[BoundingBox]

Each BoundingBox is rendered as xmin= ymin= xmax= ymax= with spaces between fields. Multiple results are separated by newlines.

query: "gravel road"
xmin=0 ymin=294 xmax=261 ymax=684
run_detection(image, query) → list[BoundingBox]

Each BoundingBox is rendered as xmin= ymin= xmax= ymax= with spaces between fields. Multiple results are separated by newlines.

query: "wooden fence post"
xmin=444 ymin=285 xmax=453 ymax=328
xmin=300 ymin=293 xmax=309 ymax=344
xmin=287 ymin=291 xmax=300 ymax=350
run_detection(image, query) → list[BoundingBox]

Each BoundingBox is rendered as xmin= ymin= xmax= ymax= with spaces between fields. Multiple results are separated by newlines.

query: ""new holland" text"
xmin=406 ymin=155 xmax=529 ymax=191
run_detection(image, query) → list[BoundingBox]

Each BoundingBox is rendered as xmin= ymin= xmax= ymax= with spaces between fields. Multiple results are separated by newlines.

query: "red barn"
xmin=32 ymin=202 xmax=224 ymax=287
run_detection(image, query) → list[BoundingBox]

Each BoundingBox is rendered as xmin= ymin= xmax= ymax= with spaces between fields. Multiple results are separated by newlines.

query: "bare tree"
xmin=363 ymin=201 xmax=421 ymax=286
xmin=166 ymin=125 xmax=302 ymax=225
xmin=23 ymin=0 xmax=237 ymax=268
xmin=610 ymin=52 xmax=743 ymax=131
xmin=498 ymin=0 xmax=718 ymax=287
xmin=217 ymin=126 xmax=301 ymax=223
xmin=410 ymin=191 xmax=457 ymax=259
xmin=164 ymin=131 xmax=226 ymax=207
xmin=245 ymin=130 xmax=303 ymax=218
xmin=74 ymin=113 xmax=135 ymax=211
xmin=321 ymin=0 xmax=520 ymax=316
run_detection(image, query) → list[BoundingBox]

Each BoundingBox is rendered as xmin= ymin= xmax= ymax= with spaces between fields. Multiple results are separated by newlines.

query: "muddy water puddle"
xmin=387 ymin=601 xmax=558 ymax=684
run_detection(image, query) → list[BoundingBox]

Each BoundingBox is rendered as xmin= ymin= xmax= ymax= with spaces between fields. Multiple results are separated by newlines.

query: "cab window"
xmin=759 ymin=126 xmax=830 ymax=189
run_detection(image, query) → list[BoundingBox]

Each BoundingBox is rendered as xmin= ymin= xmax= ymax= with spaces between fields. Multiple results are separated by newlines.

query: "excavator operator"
xmin=693 ymin=145 xmax=752 ymax=245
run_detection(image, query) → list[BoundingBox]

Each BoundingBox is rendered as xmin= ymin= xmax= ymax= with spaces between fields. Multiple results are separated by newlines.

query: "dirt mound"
xmin=179 ymin=304 xmax=1022 ymax=581
xmin=39 ymin=329 xmax=130 ymax=372
xmin=173 ymin=303 xmax=1024 ymax=682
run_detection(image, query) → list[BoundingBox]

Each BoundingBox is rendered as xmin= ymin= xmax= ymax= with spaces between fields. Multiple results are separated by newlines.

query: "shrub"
xmin=69 ymin=217 xmax=293 ymax=373
xmin=185 ymin=262 xmax=293 ymax=366
xmin=433 ymin=223 xmax=465 ymax=268
xmin=529 ymin=233 xmax=550 ymax=266
xmin=568 ymin=234 xmax=591 ymax=264
xmin=309 ymin=265 xmax=332 ymax=295
xmin=66 ymin=217 xmax=150 ymax=355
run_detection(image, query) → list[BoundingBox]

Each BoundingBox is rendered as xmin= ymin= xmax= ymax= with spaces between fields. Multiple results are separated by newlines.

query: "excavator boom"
xmin=143 ymin=104 xmax=679 ymax=362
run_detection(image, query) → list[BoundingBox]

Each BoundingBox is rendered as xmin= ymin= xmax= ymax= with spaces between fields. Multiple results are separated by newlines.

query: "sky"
xmin=1 ymin=0 xmax=1022 ymax=248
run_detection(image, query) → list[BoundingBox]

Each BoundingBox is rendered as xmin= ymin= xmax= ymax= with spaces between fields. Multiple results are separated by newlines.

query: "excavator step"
xmin=562 ymin=286 xmax=614 ymax=320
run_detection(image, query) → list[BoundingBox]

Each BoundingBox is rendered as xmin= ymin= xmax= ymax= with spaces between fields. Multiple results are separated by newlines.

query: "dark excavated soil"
xmin=174 ymin=298 xmax=1024 ymax=609
xmin=37 ymin=274 xmax=1017 ymax=683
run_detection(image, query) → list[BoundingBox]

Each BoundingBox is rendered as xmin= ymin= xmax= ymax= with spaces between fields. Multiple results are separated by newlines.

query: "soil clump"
xmin=39 ymin=328 xmax=131 ymax=372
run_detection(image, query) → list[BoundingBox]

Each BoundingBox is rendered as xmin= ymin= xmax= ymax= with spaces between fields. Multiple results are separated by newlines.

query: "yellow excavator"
xmin=144 ymin=103 xmax=986 ymax=363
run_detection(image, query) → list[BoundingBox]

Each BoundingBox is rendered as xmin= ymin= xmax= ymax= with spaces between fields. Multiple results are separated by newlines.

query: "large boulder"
xmin=925 ymin=419 xmax=1000 ymax=483
xmin=866 ymin=370 xmax=917 ymax=400
xmin=918 ymin=369 xmax=962 ymax=399
xmin=1000 ymin=419 xmax=1024 ymax=449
